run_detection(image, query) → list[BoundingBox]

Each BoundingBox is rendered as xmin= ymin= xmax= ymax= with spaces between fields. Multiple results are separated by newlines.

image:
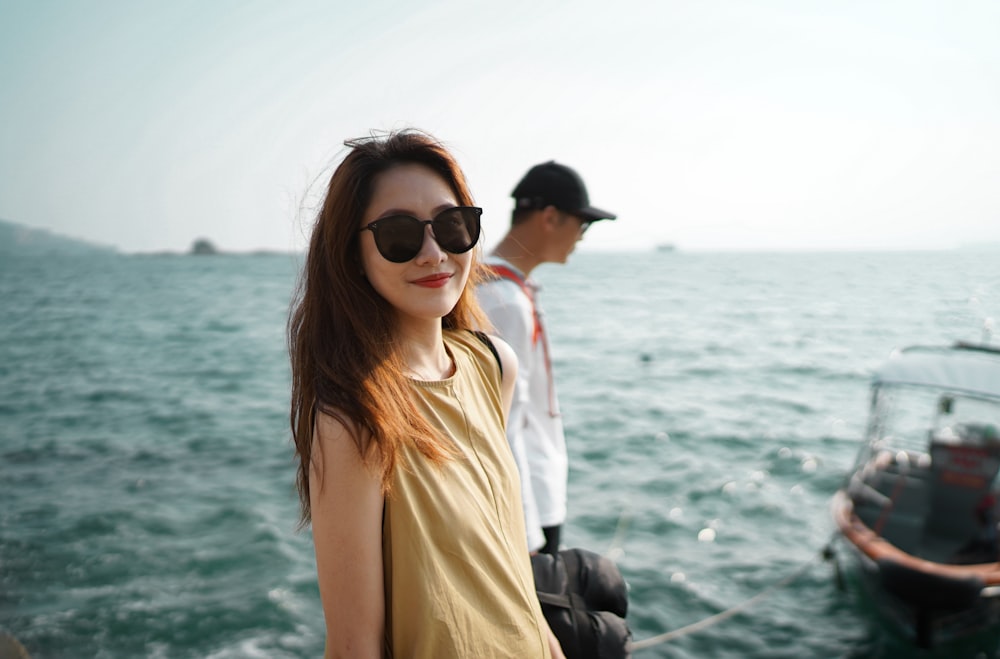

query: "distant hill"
xmin=189 ymin=238 xmax=219 ymax=255
xmin=0 ymin=219 xmax=115 ymax=255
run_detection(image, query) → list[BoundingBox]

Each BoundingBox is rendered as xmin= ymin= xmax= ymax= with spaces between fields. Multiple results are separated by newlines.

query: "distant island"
xmin=0 ymin=218 xmax=115 ymax=255
xmin=189 ymin=238 xmax=219 ymax=255
xmin=0 ymin=219 xmax=296 ymax=256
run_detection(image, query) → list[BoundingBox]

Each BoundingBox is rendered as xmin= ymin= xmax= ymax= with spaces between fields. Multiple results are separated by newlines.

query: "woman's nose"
xmin=413 ymin=223 xmax=446 ymax=264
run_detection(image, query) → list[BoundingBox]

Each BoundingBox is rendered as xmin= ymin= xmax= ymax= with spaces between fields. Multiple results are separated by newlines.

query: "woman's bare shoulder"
xmin=488 ymin=334 xmax=518 ymax=382
xmin=312 ymin=408 xmax=369 ymax=471
xmin=310 ymin=407 xmax=380 ymax=505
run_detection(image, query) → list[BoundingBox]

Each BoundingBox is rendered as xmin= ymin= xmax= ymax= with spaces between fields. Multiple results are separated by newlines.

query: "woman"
xmin=288 ymin=129 xmax=564 ymax=658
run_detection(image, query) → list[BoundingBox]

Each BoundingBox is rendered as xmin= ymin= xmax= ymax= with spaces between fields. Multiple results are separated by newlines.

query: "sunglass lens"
xmin=374 ymin=217 xmax=424 ymax=263
xmin=432 ymin=207 xmax=480 ymax=254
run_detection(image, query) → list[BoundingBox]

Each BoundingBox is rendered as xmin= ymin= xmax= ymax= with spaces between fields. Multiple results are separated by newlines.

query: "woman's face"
xmin=359 ymin=163 xmax=473 ymax=328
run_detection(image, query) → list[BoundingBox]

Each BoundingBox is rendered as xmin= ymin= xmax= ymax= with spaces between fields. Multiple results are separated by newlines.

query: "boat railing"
xmin=848 ymin=432 xmax=1000 ymax=562
xmin=847 ymin=472 xmax=891 ymax=508
xmin=849 ymin=451 xmax=932 ymax=551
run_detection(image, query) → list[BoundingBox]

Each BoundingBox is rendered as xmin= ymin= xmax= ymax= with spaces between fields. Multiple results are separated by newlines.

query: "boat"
xmin=831 ymin=341 xmax=1000 ymax=647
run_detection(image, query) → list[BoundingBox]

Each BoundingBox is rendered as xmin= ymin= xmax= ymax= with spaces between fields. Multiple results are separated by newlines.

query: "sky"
xmin=1 ymin=0 xmax=999 ymax=253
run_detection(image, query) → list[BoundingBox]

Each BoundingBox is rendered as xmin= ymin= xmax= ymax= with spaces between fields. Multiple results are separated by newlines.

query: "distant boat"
xmin=830 ymin=341 xmax=1000 ymax=648
xmin=655 ymin=243 xmax=676 ymax=253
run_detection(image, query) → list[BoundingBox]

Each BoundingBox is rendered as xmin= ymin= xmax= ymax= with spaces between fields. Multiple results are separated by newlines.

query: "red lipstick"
xmin=412 ymin=273 xmax=452 ymax=288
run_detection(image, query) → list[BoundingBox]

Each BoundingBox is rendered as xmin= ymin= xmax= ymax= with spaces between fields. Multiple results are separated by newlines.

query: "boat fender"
xmin=876 ymin=557 xmax=984 ymax=611
xmin=531 ymin=548 xmax=632 ymax=659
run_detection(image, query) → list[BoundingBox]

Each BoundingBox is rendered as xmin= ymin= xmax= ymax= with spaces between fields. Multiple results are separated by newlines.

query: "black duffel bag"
xmin=531 ymin=548 xmax=632 ymax=659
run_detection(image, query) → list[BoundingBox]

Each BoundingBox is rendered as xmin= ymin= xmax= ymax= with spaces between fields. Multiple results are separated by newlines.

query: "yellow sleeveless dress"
xmin=382 ymin=330 xmax=551 ymax=658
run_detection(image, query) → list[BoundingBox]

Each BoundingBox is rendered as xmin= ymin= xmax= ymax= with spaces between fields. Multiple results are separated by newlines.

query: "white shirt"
xmin=477 ymin=256 xmax=567 ymax=552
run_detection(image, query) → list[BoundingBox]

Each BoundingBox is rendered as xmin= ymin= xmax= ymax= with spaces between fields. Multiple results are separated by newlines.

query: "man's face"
xmin=550 ymin=211 xmax=591 ymax=263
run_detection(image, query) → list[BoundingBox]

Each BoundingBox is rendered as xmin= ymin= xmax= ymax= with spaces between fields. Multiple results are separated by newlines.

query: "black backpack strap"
xmin=536 ymin=591 xmax=587 ymax=609
xmin=469 ymin=330 xmax=502 ymax=377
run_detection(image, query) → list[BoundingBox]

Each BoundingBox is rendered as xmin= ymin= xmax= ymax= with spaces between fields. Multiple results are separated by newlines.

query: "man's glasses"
xmin=359 ymin=206 xmax=482 ymax=263
xmin=560 ymin=211 xmax=591 ymax=235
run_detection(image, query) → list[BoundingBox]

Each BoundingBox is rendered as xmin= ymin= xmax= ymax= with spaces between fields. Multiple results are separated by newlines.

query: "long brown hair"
xmin=288 ymin=129 xmax=488 ymax=525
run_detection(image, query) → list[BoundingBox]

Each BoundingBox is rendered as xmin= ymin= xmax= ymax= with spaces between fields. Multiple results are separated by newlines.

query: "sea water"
xmin=2 ymin=248 xmax=998 ymax=658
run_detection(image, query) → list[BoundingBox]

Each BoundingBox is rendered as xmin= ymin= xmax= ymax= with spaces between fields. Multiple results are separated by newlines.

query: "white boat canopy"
xmin=874 ymin=343 xmax=1000 ymax=401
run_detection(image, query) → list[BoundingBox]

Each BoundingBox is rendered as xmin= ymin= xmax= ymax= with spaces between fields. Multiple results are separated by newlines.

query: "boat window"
xmin=930 ymin=395 xmax=1000 ymax=447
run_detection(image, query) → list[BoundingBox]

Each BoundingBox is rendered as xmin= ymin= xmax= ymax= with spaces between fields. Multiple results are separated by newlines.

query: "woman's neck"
xmin=398 ymin=322 xmax=453 ymax=381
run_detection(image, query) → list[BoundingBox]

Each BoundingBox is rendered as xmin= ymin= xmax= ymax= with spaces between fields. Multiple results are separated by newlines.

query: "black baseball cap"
xmin=511 ymin=161 xmax=617 ymax=222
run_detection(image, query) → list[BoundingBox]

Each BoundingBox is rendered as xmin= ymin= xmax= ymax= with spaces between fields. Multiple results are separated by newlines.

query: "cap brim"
xmin=577 ymin=206 xmax=617 ymax=222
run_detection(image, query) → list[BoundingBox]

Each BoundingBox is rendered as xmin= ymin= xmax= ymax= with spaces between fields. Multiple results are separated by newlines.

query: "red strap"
xmin=486 ymin=264 xmax=541 ymax=345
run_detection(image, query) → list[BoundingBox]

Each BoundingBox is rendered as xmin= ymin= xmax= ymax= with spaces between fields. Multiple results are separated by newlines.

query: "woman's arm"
xmin=490 ymin=334 xmax=518 ymax=422
xmin=310 ymin=411 xmax=385 ymax=659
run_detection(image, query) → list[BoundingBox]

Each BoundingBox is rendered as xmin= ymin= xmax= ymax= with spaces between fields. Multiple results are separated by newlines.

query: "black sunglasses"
xmin=359 ymin=206 xmax=482 ymax=263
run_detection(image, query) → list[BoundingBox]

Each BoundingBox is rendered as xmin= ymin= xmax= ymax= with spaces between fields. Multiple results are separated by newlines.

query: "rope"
xmin=605 ymin=508 xmax=632 ymax=560
xmin=630 ymin=543 xmax=831 ymax=652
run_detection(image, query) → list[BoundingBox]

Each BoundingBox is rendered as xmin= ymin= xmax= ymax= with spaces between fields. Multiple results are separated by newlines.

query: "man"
xmin=477 ymin=161 xmax=616 ymax=554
